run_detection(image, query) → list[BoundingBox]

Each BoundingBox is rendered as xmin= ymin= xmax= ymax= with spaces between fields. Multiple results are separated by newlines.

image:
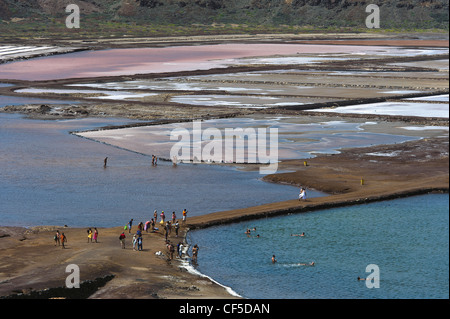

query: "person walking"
xmin=165 ymin=222 xmax=171 ymax=241
xmin=60 ymin=233 xmax=67 ymax=249
xmin=54 ymin=230 xmax=61 ymax=246
xmin=119 ymin=232 xmax=126 ymax=249
xmin=128 ymin=219 xmax=133 ymax=233
xmin=177 ymin=242 xmax=184 ymax=258
xmin=192 ymin=244 xmax=199 ymax=262
xmin=137 ymin=236 xmax=143 ymax=251
xmin=168 ymin=242 xmax=175 ymax=260
xmin=172 ymin=212 xmax=176 ymax=224
xmin=87 ymin=228 xmax=93 ymax=243
xmin=299 ymin=188 xmax=307 ymax=201
xmin=132 ymin=234 xmax=137 ymax=251
xmin=93 ymin=228 xmax=98 ymax=243
xmin=174 ymin=220 xmax=180 ymax=238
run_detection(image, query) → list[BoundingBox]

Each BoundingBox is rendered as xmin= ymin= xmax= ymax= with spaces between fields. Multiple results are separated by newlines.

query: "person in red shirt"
xmin=119 ymin=232 xmax=126 ymax=249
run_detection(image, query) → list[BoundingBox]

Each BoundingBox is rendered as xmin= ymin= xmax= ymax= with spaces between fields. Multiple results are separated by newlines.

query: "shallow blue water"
xmin=0 ymin=113 xmax=307 ymax=227
xmin=188 ymin=194 xmax=449 ymax=299
xmin=0 ymin=82 xmax=80 ymax=107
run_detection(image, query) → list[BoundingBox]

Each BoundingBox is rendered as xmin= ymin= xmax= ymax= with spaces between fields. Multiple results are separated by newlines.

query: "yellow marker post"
xmin=361 ymin=178 xmax=365 ymax=186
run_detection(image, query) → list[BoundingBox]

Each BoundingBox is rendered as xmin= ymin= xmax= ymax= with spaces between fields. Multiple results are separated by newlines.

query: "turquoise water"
xmin=188 ymin=194 xmax=449 ymax=299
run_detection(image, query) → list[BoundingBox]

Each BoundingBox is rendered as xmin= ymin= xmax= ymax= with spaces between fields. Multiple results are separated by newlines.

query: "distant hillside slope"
xmin=0 ymin=0 xmax=448 ymax=29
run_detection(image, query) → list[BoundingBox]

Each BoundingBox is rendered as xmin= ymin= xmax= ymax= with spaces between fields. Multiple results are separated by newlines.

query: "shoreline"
xmin=0 ymin=223 xmax=241 ymax=299
xmin=1 ymin=135 xmax=447 ymax=299
xmin=177 ymin=255 xmax=243 ymax=299
xmin=185 ymin=188 xmax=449 ymax=230
xmin=2 ymin=189 xmax=448 ymax=299
xmin=1 ymin=188 xmax=448 ymax=299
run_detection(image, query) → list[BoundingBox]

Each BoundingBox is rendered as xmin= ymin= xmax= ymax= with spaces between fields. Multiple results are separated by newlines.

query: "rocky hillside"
xmin=0 ymin=0 xmax=448 ymax=29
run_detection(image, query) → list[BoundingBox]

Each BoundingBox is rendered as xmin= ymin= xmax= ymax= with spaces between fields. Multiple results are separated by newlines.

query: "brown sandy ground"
xmin=0 ymin=101 xmax=258 ymax=122
xmin=0 ymin=224 xmax=237 ymax=299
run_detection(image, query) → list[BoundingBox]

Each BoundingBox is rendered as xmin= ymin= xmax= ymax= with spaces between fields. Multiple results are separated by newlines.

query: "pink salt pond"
xmin=0 ymin=43 xmax=397 ymax=81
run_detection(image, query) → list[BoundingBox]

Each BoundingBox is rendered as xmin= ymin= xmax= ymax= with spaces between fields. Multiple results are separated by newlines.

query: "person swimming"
xmin=291 ymin=232 xmax=305 ymax=237
xmin=297 ymin=261 xmax=315 ymax=266
xmin=357 ymin=276 xmax=369 ymax=281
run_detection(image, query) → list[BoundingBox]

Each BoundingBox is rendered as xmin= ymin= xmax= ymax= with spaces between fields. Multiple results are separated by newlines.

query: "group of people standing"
xmin=117 ymin=209 xmax=198 ymax=262
xmin=125 ymin=209 xmax=188 ymax=235
xmin=53 ymin=230 xmax=67 ymax=248
xmin=164 ymin=220 xmax=180 ymax=240
xmin=156 ymin=209 xmax=188 ymax=224
xmin=132 ymin=233 xmax=144 ymax=251
xmin=119 ymin=220 xmax=144 ymax=250
xmin=53 ymin=228 xmax=98 ymax=249
xmin=87 ymin=227 xmax=99 ymax=243
xmin=51 ymin=208 xmax=197 ymax=262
